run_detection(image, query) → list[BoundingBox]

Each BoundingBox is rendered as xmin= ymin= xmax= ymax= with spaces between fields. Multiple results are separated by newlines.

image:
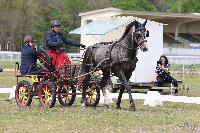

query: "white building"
xmin=70 ymin=8 xmax=164 ymax=83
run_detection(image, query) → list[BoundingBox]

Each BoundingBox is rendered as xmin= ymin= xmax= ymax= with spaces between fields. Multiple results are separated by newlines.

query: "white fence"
xmin=167 ymin=56 xmax=200 ymax=65
xmin=164 ymin=48 xmax=200 ymax=64
xmin=0 ymin=51 xmax=21 ymax=61
xmin=0 ymin=51 xmax=81 ymax=62
xmin=164 ymin=48 xmax=200 ymax=56
xmin=1 ymin=50 xmax=200 ymax=65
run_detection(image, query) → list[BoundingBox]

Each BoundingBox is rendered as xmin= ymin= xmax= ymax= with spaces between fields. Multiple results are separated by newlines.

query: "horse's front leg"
xmin=117 ymin=70 xmax=136 ymax=111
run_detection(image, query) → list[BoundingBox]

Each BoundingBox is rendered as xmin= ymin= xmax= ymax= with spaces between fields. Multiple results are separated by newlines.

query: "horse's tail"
xmin=78 ymin=48 xmax=91 ymax=87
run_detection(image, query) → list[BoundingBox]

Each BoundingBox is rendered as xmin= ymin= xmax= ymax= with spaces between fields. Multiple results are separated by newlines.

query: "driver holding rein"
xmin=45 ymin=19 xmax=86 ymax=70
xmin=155 ymin=55 xmax=178 ymax=93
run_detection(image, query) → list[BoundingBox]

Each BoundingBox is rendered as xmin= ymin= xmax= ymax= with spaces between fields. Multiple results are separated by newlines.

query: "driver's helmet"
xmin=50 ymin=20 xmax=61 ymax=27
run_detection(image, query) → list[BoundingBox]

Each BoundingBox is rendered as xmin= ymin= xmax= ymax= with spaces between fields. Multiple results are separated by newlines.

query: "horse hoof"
xmin=81 ymin=102 xmax=86 ymax=107
xmin=175 ymin=89 xmax=178 ymax=94
xmin=116 ymin=106 xmax=121 ymax=110
xmin=129 ymin=106 xmax=136 ymax=111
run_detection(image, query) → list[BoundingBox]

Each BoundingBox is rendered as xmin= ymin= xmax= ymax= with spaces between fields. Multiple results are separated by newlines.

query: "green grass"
xmin=1 ymin=65 xmax=200 ymax=132
xmin=170 ymin=64 xmax=200 ymax=71
xmin=0 ymin=71 xmax=16 ymax=88
xmin=0 ymin=61 xmax=20 ymax=69
xmin=0 ymin=95 xmax=200 ymax=133
xmin=1 ymin=61 xmax=200 ymax=72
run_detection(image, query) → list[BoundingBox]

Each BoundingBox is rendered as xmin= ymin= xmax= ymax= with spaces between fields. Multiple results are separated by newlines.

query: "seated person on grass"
xmin=155 ymin=55 xmax=178 ymax=93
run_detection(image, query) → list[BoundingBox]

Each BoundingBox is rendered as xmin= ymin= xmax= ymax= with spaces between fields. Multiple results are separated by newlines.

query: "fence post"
xmin=182 ymin=64 xmax=185 ymax=81
xmin=170 ymin=83 xmax=173 ymax=95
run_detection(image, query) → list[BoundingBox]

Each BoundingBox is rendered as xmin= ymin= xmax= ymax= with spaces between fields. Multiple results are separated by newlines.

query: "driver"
xmin=45 ymin=19 xmax=86 ymax=70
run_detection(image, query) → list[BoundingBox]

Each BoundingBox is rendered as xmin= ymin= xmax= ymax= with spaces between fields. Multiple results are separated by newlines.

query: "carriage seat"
xmin=37 ymin=47 xmax=54 ymax=71
xmin=153 ymin=80 xmax=182 ymax=87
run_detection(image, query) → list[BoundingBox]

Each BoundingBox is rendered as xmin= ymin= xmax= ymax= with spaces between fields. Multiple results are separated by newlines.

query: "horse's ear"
xmin=146 ymin=30 xmax=149 ymax=37
xmin=134 ymin=20 xmax=139 ymax=29
xmin=143 ymin=19 xmax=147 ymax=26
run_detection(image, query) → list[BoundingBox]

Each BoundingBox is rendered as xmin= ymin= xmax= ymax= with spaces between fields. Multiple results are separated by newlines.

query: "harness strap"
xmin=107 ymin=57 xmax=138 ymax=68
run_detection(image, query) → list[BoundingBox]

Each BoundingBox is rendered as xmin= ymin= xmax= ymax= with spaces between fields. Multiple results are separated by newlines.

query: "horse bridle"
xmin=132 ymin=28 xmax=147 ymax=50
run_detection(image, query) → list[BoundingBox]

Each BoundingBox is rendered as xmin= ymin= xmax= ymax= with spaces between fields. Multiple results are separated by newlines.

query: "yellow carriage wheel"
xmin=15 ymin=80 xmax=33 ymax=108
xmin=38 ymin=81 xmax=56 ymax=108
xmin=57 ymin=83 xmax=76 ymax=107
xmin=84 ymin=82 xmax=100 ymax=107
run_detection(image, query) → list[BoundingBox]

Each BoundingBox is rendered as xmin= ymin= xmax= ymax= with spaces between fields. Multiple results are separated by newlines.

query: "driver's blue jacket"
xmin=45 ymin=31 xmax=81 ymax=50
xmin=20 ymin=45 xmax=41 ymax=75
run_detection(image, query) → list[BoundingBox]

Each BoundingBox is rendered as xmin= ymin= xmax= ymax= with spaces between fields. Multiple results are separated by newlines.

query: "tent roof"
xmin=69 ymin=17 xmax=135 ymax=35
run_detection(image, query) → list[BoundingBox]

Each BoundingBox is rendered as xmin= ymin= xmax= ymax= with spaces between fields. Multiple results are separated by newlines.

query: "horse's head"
xmin=132 ymin=20 xmax=149 ymax=52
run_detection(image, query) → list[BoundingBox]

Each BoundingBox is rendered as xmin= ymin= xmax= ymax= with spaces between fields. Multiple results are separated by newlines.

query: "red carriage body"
xmin=47 ymin=50 xmax=71 ymax=70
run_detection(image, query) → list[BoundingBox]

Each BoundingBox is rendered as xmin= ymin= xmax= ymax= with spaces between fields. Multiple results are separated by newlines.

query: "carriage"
xmin=15 ymin=20 xmax=151 ymax=111
xmin=14 ymin=48 xmax=101 ymax=108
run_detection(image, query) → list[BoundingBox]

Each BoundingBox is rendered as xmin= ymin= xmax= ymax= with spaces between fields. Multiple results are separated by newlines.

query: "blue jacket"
xmin=20 ymin=45 xmax=38 ymax=75
xmin=45 ymin=31 xmax=81 ymax=50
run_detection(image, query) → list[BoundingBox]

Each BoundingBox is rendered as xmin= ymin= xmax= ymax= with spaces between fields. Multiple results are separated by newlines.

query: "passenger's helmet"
xmin=50 ymin=20 xmax=61 ymax=27
xmin=24 ymin=35 xmax=35 ymax=43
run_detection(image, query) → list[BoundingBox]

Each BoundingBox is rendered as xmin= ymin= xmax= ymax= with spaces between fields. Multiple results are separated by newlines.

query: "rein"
xmin=115 ymin=26 xmax=146 ymax=51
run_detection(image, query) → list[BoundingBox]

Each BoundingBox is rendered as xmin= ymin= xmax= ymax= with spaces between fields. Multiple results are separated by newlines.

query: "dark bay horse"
xmin=80 ymin=20 xmax=149 ymax=111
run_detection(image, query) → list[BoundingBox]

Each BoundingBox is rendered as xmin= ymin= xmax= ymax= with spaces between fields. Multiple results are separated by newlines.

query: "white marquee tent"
xmin=70 ymin=16 xmax=164 ymax=83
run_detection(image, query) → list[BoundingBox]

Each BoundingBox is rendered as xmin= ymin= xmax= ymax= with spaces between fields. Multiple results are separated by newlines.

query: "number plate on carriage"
xmin=31 ymin=75 xmax=39 ymax=82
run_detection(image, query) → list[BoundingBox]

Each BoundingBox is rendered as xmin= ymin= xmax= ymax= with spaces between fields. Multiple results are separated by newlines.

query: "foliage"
xmin=0 ymin=0 xmax=199 ymax=52
xmin=111 ymin=0 xmax=156 ymax=11
xmin=170 ymin=0 xmax=200 ymax=13
xmin=148 ymin=0 xmax=177 ymax=12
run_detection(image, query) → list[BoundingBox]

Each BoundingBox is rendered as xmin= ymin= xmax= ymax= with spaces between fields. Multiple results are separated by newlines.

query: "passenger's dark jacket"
xmin=45 ymin=31 xmax=81 ymax=50
xmin=20 ymin=45 xmax=38 ymax=75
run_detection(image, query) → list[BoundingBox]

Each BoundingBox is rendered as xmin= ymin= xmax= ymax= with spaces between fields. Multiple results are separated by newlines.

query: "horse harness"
xmin=86 ymin=40 xmax=138 ymax=69
xmin=107 ymin=41 xmax=138 ymax=68
xmin=85 ymin=24 xmax=145 ymax=70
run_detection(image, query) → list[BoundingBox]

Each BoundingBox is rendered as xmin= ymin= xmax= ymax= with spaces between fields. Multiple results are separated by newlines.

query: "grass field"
xmin=1 ymin=63 xmax=200 ymax=132
xmin=1 ymin=95 xmax=200 ymax=133
xmin=0 ymin=61 xmax=20 ymax=69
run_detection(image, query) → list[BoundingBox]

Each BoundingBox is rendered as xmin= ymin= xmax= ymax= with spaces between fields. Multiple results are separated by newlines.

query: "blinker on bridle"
xmin=132 ymin=28 xmax=147 ymax=50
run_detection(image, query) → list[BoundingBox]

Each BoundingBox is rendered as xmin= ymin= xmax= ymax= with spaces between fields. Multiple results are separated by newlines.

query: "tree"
xmin=171 ymin=0 xmax=200 ymax=13
xmin=149 ymin=0 xmax=176 ymax=12
xmin=87 ymin=0 xmax=111 ymax=10
xmin=0 ymin=0 xmax=23 ymax=51
xmin=34 ymin=0 xmax=62 ymax=46
xmin=111 ymin=0 xmax=156 ymax=11
xmin=1 ymin=0 xmax=199 ymax=52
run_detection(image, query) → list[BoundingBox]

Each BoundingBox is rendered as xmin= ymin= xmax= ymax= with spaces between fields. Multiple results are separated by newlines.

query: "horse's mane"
xmin=121 ymin=21 xmax=136 ymax=39
xmin=92 ymin=41 xmax=115 ymax=47
xmin=92 ymin=21 xmax=138 ymax=46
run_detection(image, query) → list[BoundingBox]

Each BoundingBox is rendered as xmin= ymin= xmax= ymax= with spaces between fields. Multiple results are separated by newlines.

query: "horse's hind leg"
xmin=81 ymin=74 xmax=91 ymax=106
xmin=100 ymin=70 xmax=110 ymax=101
xmin=116 ymin=85 xmax=125 ymax=109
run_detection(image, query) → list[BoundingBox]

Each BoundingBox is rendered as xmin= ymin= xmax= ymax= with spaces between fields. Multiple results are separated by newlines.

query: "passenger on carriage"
xmin=45 ymin=19 xmax=86 ymax=70
xmin=155 ymin=55 xmax=178 ymax=93
xmin=20 ymin=35 xmax=42 ymax=75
